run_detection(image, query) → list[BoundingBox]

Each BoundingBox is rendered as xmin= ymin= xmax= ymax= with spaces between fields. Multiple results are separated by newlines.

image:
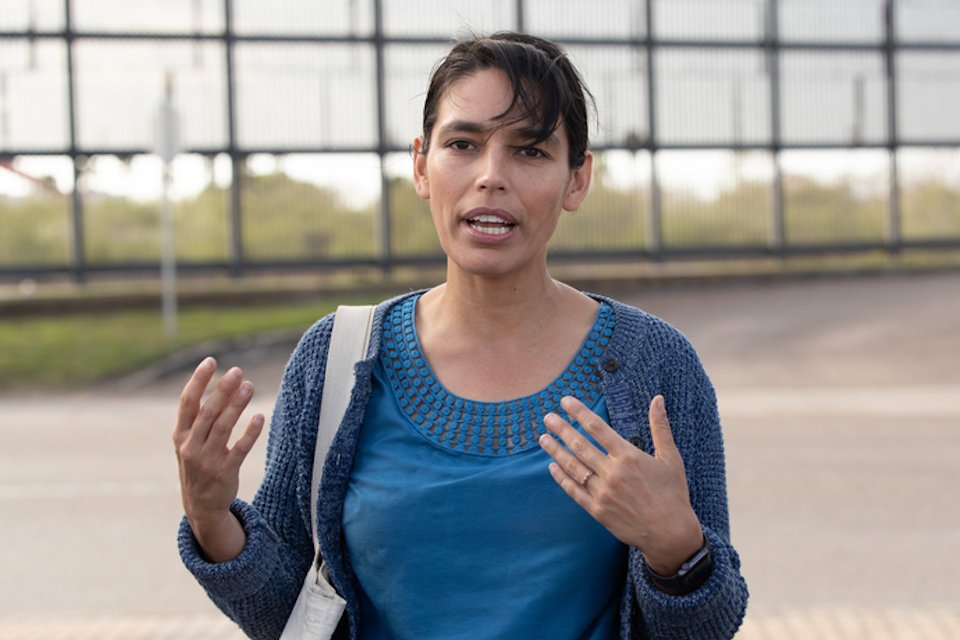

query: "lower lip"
xmin=462 ymin=220 xmax=517 ymax=244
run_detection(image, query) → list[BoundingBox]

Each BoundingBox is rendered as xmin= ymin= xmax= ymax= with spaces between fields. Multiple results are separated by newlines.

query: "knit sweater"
xmin=178 ymin=291 xmax=749 ymax=639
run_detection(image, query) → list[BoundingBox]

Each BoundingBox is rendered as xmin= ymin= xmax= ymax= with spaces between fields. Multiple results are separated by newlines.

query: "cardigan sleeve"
xmin=623 ymin=321 xmax=749 ymax=639
xmin=177 ymin=315 xmax=335 ymax=640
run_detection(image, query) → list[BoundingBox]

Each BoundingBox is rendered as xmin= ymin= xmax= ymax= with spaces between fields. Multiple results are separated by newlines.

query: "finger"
xmin=547 ymin=461 xmax=594 ymax=512
xmin=539 ymin=430 xmax=593 ymax=487
xmin=174 ymin=357 xmax=217 ymax=443
xmin=225 ymin=413 xmax=265 ymax=471
xmin=186 ymin=366 xmax=244 ymax=449
xmin=203 ymin=380 xmax=257 ymax=453
xmin=649 ymin=395 xmax=679 ymax=462
xmin=559 ymin=396 xmax=628 ymax=456
xmin=541 ymin=411 xmax=607 ymax=471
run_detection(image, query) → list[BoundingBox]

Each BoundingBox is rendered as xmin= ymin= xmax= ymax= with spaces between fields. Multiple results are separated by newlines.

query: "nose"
xmin=476 ymin=147 xmax=507 ymax=192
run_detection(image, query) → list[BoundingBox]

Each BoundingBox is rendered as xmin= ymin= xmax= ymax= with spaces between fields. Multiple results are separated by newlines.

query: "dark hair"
xmin=420 ymin=32 xmax=594 ymax=169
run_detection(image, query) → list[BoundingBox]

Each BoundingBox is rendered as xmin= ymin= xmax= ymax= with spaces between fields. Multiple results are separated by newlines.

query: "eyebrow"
xmin=436 ymin=119 xmax=492 ymax=138
xmin=437 ymin=119 xmax=561 ymax=147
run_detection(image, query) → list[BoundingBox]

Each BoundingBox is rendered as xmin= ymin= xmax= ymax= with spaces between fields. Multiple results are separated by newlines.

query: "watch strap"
xmin=645 ymin=535 xmax=714 ymax=596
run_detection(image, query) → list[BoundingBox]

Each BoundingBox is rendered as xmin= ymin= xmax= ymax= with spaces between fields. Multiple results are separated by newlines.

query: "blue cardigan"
xmin=179 ymin=292 xmax=749 ymax=639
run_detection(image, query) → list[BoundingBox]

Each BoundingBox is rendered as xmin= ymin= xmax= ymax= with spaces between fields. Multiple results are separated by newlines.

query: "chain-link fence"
xmin=1 ymin=0 xmax=958 ymax=281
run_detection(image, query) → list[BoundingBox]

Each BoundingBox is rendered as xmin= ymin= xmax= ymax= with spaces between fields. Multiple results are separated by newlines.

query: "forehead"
xmin=438 ymin=68 xmax=517 ymax=124
xmin=435 ymin=68 xmax=566 ymax=143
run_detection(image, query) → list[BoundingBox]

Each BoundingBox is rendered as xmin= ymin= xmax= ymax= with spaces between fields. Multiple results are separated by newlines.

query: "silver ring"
xmin=580 ymin=469 xmax=595 ymax=487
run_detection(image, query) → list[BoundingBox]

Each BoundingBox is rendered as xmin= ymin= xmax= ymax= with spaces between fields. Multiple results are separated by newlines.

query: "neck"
xmin=420 ymin=259 xmax=572 ymax=341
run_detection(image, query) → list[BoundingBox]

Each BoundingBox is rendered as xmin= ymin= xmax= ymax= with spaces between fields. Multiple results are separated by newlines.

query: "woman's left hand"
xmin=539 ymin=394 xmax=703 ymax=575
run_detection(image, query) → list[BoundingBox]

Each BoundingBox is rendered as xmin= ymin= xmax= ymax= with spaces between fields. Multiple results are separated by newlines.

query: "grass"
xmin=0 ymin=296 xmax=377 ymax=391
xmin=4 ymin=246 xmax=960 ymax=392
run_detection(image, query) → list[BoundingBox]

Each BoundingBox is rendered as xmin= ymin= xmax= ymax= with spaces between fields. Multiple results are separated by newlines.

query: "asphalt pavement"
xmin=1 ymin=271 xmax=958 ymax=639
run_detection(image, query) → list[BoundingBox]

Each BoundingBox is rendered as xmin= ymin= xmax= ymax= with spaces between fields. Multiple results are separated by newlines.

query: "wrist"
xmin=645 ymin=534 xmax=713 ymax=596
xmin=642 ymin=521 xmax=704 ymax=576
xmin=186 ymin=505 xmax=232 ymax=533
xmin=188 ymin=510 xmax=246 ymax=563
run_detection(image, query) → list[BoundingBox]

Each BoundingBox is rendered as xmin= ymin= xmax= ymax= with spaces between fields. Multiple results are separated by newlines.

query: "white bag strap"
xmin=309 ymin=304 xmax=375 ymax=553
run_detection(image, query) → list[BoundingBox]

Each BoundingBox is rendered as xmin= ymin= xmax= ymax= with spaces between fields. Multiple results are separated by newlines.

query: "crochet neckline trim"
xmin=379 ymin=295 xmax=615 ymax=456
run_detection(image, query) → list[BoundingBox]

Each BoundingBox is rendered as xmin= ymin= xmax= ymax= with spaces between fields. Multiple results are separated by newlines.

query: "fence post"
xmin=373 ymin=0 xmax=392 ymax=273
xmin=65 ymin=0 xmax=86 ymax=282
xmin=767 ymin=0 xmax=785 ymax=256
xmin=645 ymin=0 xmax=662 ymax=259
xmin=224 ymin=0 xmax=244 ymax=276
xmin=884 ymin=0 xmax=902 ymax=254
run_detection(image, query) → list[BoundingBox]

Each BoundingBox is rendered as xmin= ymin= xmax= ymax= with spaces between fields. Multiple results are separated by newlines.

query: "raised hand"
xmin=538 ymin=394 xmax=703 ymax=575
xmin=173 ymin=357 xmax=265 ymax=562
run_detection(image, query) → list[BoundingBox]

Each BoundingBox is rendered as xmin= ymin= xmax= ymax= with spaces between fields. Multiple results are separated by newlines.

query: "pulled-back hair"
xmin=420 ymin=32 xmax=594 ymax=169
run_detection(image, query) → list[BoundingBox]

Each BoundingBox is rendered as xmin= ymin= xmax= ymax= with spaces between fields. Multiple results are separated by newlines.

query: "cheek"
xmin=429 ymin=201 xmax=444 ymax=226
xmin=426 ymin=162 xmax=467 ymax=206
xmin=428 ymin=199 xmax=455 ymax=243
xmin=527 ymin=172 xmax=573 ymax=207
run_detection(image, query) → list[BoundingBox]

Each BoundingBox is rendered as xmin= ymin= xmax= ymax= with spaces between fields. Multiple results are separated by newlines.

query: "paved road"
xmin=1 ymin=272 xmax=958 ymax=639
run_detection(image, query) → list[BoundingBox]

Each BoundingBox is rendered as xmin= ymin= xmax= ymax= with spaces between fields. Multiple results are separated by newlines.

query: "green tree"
xmin=386 ymin=177 xmax=441 ymax=257
xmin=901 ymin=181 xmax=960 ymax=240
xmin=784 ymin=176 xmax=886 ymax=244
xmin=241 ymin=172 xmax=375 ymax=260
xmin=0 ymin=194 xmax=71 ymax=265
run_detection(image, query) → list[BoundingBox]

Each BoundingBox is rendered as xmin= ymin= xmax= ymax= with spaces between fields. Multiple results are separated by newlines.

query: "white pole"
xmin=156 ymin=72 xmax=181 ymax=343
xmin=161 ymin=157 xmax=177 ymax=342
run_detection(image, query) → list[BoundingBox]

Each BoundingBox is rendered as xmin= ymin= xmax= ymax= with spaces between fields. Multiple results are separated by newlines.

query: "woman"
xmin=174 ymin=32 xmax=748 ymax=639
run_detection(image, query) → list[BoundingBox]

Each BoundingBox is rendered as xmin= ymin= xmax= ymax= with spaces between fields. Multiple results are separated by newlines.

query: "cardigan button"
xmin=602 ymin=358 xmax=620 ymax=373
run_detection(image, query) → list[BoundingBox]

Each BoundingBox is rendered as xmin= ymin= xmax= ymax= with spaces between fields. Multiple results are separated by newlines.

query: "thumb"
xmin=648 ymin=395 xmax=679 ymax=461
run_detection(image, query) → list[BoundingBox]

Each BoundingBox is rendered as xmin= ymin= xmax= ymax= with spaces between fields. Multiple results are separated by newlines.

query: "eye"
xmin=519 ymin=146 xmax=547 ymax=159
xmin=447 ymin=139 xmax=475 ymax=151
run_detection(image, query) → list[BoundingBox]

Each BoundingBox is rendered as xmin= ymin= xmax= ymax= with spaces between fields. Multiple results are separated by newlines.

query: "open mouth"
xmin=466 ymin=213 xmax=516 ymax=236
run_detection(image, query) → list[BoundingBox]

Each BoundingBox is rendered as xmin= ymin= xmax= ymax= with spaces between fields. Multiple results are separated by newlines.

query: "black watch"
xmin=645 ymin=536 xmax=714 ymax=596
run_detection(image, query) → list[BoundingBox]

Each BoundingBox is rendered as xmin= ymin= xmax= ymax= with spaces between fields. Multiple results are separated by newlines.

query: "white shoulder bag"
xmin=280 ymin=305 xmax=376 ymax=640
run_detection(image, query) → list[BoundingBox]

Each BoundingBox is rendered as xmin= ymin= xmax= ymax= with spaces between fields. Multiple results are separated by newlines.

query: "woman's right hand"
xmin=173 ymin=356 xmax=265 ymax=562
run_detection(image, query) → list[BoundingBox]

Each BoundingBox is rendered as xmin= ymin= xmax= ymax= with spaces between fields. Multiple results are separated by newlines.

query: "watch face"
xmin=678 ymin=545 xmax=712 ymax=576
xmin=648 ymin=539 xmax=713 ymax=596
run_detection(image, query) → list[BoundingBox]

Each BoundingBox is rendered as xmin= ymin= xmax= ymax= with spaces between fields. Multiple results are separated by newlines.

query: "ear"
xmin=412 ymin=136 xmax=430 ymax=201
xmin=562 ymin=151 xmax=593 ymax=212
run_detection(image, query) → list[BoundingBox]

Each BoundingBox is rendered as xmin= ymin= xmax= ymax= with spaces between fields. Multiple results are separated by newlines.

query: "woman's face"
xmin=413 ymin=68 xmax=592 ymax=280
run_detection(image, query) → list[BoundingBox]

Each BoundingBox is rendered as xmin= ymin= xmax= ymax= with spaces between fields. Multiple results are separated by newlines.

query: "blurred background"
xmin=1 ymin=0 xmax=959 ymax=284
xmin=0 ymin=1 xmax=958 ymax=639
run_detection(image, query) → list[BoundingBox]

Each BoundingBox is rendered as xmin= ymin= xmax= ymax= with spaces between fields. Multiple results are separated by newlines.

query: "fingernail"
xmin=238 ymin=382 xmax=252 ymax=398
xmin=655 ymin=395 xmax=665 ymax=412
xmin=200 ymin=356 xmax=215 ymax=370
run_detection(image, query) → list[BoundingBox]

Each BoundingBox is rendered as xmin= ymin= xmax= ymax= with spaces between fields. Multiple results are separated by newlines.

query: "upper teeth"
xmin=470 ymin=214 xmax=510 ymax=224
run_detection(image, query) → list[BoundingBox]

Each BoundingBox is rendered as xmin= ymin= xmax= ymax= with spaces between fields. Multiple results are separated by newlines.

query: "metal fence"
xmin=1 ymin=0 xmax=959 ymax=281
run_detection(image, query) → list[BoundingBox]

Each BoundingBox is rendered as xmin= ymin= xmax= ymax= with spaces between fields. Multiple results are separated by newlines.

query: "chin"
xmin=448 ymin=252 xmax=538 ymax=280
xmin=451 ymin=259 xmax=511 ymax=278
